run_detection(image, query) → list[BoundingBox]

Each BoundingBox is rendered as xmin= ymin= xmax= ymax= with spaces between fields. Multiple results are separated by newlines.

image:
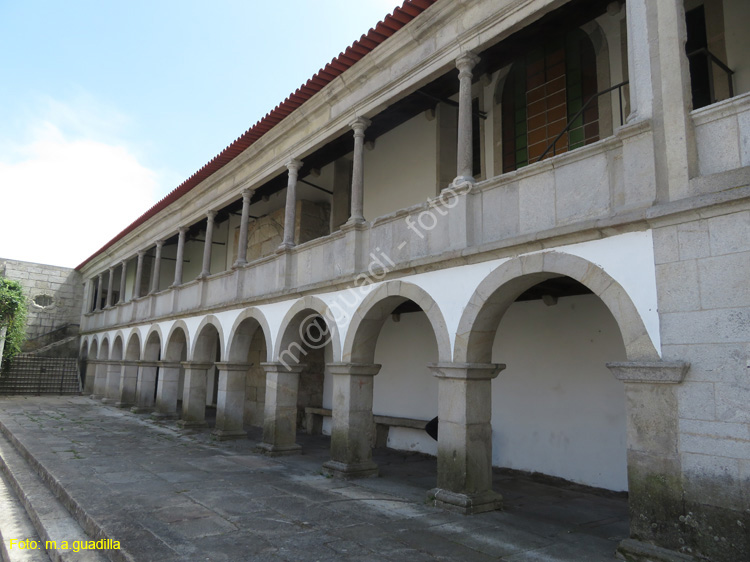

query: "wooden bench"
xmin=304 ymin=407 xmax=430 ymax=447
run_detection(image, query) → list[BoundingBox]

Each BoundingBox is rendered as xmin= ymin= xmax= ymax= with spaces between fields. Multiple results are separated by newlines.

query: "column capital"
xmin=261 ymin=362 xmax=305 ymax=374
xmin=606 ymin=361 xmax=689 ymax=384
xmin=120 ymin=259 xmax=127 ymax=267
xmin=177 ymin=225 xmax=189 ymax=235
xmin=286 ymin=158 xmax=303 ymax=173
xmin=137 ymin=249 xmax=147 ymax=258
xmin=241 ymin=187 xmax=254 ymax=200
xmin=180 ymin=361 xmax=214 ymax=370
xmin=428 ymin=362 xmax=505 ymax=380
xmin=455 ymin=51 xmax=480 ymax=76
xmin=349 ymin=116 xmax=371 ymax=134
xmin=327 ymin=363 xmax=381 ymax=377
xmin=154 ymin=239 xmax=165 ymax=248
xmin=206 ymin=210 xmax=217 ymax=220
xmin=108 ymin=265 xmax=115 ymax=273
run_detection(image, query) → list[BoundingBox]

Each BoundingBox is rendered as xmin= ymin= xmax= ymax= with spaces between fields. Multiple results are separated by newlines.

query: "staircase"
xmin=0 ymin=357 xmax=81 ymax=395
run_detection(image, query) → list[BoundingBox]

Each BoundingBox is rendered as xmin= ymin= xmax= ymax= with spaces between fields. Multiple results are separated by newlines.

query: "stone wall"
xmin=0 ymin=258 xmax=83 ymax=353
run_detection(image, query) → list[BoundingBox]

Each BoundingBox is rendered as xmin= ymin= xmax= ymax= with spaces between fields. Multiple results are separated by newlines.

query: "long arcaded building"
xmin=76 ymin=1 xmax=750 ymax=560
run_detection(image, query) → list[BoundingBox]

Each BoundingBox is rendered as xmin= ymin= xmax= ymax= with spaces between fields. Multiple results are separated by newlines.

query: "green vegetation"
xmin=0 ymin=277 xmax=28 ymax=367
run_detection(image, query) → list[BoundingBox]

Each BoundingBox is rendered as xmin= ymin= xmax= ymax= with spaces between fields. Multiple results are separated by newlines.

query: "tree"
xmin=0 ymin=278 xmax=28 ymax=367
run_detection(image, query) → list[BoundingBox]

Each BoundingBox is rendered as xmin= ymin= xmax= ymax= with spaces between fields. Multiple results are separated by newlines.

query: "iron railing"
xmin=687 ymin=47 xmax=734 ymax=106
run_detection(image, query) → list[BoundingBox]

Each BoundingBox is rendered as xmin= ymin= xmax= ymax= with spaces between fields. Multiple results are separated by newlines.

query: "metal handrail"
xmin=537 ymin=80 xmax=629 ymax=163
xmin=687 ymin=48 xmax=734 ymax=104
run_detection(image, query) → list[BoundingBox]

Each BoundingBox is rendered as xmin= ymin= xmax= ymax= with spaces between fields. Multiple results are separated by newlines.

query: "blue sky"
xmin=0 ymin=0 xmax=399 ymax=267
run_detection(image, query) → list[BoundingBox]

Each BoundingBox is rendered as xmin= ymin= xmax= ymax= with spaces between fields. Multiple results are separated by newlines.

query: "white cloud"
xmin=0 ymin=117 xmax=160 ymax=268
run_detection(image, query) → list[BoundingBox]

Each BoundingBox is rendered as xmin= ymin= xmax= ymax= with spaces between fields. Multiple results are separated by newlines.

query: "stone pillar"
xmin=150 ymin=240 xmax=164 ymax=294
xmin=115 ymin=360 xmax=138 ymax=408
xmin=118 ymin=260 xmax=127 ymax=304
xmin=606 ymin=361 xmax=689 ymax=558
xmin=453 ymin=52 xmax=480 ymax=187
xmin=625 ymin=0 xmax=654 ymax=122
xmin=102 ymin=360 xmax=122 ymax=404
xmin=152 ymin=361 xmax=181 ymax=419
xmin=199 ymin=211 xmax=217 ymax=278
xmin=95 ymin=274 xmax=103 ymax=311
xmin=427 ymin=362 xmax=505 ymax=514
xmin=256 ymin=362 xmax=305 ymax=455
xmin=177 ymin=361 xmax=212 ymax=428
xmin=133 ymin=251 xmax=145 ymax=299
xmin=322 ymin=363 xmax=381 ymax=478
xmin=83 ymin=358 xmax=97 ymax=394
xmin=279 ymin=159 xmax=303 ymax=251
xmin=91 ymin=360 xmax=107 ymax=398
xmin=131 ymin=361 xmax=158 ymax=413
xmin=105 ymin=267 xmax=115 ymax=308
xmin=233 ymin=189 xmax=254 ymax=267
xmin=212 ymin=362 xmax=251 ymax=440
xmin=346 ymin=117 xmax=371 ymax=225
xmin=172 ymin=227 xmax=188 ymax=287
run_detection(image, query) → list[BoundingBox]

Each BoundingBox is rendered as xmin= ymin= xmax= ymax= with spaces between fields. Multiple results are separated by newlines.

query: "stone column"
xmin=322 ymin=363 xmax=381 ymax=478
xmin=150 ymin=240 xmax=164 ymax=294
xmin=118 ymin=260 xmax=127 ymax=303
xmin=131 ymin=361 xmax=158 ymax=413
xmin=606 ymin=361 xmax=689 ymax=557
xmin=133 ymin=251 xmax=145 ymax=299
xmin=233 ymin=189 xmax=253 ymax=267
xmin=105 ymin=267 xmax=115 ymax=308
xmin=172 ymin=227 xmax=188 ymax=287
xmin=102 ymin=360 xmax=122 ymax=404
xmin=257 ymin=362 xmax=305 ymax=455
xmin=212 ymin=362 xmax=251 ymax=440
xmin=84 ymin=359 xmax=98 ymax=395
xmin=279 ymin=159 xmax=303 ymax=251
xmin=346 ymin=118 xmax=371 ymax=225
xmin=453 ymin=52 xmax=480 ymax=187
xmin=152 ymin=361 xmax=181 ymax=419
xmin=95 ymin=274 xmax=103 ymax=311
xmin=428 ymin=362 xmax=505 ymax=514
xmin=199 ymin=211 xmax=217 ymax=278
xmin=91 ymin=360 xmax=107 ymax=399
xmin=177 ymin=361 xmax=213 ymax=428
xmin=115 ymin=360 xmax=138 ymax=408
xmin=625 ymin=0 xmax=654 ymax=122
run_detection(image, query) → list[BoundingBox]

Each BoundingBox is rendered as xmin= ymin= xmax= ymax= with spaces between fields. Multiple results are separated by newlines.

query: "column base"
xmin=255 ymin=442 xmax=302 ymax=456
xmin=232 ymin=259 xmax=247 ymax=269
xmin=321 ymin=460 xmax=378 ymax=479
xmin=211 ymin=429 xmax=248 ymax=441
xmin=150 ymin=411 xmax=178 ymax=420
xmin=176 ymin=419 xmax=208 ymax=429
xmin=427 ymin=488 xmax=502 ymax=515
xmin=130 ymin=406 xmax=153 ymax=414
xmin=615 ymin=539 xmax=695 ymax=562
xmin=276 ymin=242 xmax=295 ymax=253
xmin=114 ymin=401 xmax=133 ymax=409
xmin=451 ymin=177 xmax=475 ymax=189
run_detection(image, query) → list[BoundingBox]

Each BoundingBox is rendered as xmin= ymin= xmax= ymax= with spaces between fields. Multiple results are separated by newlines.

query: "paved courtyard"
xmin=0 ymin=396 xmax=628 ymax=561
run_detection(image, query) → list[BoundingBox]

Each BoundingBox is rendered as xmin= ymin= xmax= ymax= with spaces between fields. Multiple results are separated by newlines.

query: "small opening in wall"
xmin=33 ymin=294 xmax=54 ymax=308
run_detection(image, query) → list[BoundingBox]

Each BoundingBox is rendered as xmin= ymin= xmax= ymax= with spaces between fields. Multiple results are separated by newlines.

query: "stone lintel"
xmin=428 ymin=488 xmax=502 ymax=515
xmin=428 ymin=362 xmax=506 ymax=380
xmin=156 ymin=361 xmax=181 ymax=369
xmin=321 ymin=459 xmax=378 ymax=479
xmin=606 ymin=361 xmax=689 ymax=384
xmin=255 ymin=442 xmax=302 ymax=456
xmin=118 ymin=360 xmax=140 ymax=367
xmin=214 ymin=362 xmax=253 ymax=371
xmin=327 ymin=363 xmax=381 ymax=377
xmin=260 ymin=362 xmax=305 ymax=374
xmin=180 ymin=361 xmax=214 ymax=370
xmin=137 ymin=361 xmax=159 ymax=368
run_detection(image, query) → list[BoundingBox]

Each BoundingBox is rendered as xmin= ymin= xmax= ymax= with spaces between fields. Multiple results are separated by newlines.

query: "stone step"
xmin=0 ymin=469 xmax=50 ymax=562
xmin=0 ymin=429 xmax=109 ymax=562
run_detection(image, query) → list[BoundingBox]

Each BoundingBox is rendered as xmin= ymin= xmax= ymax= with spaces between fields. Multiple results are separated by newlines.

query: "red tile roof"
xmin=76 ymin=0 xmax=437 ymax=271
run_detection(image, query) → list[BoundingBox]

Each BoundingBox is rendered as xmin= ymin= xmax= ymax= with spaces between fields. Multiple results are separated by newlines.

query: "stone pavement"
xmin=0 ymin=396 xmax=628 ymax=561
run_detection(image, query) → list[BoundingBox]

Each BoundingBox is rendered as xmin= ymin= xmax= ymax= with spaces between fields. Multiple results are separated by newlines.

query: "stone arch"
xmin=144 ymin=327 xmax=162 ymax=362
xmin=125 ymin=332 xmax=141 ymax=361
xmin=98 ymin=336 xmax=110 ymax=360
xmin=454 ymin=252 xmax=659 ymax=363
xmin=88 ymin=338 xmax=98 ymax=360
xmin=143 ymin=325 xmax=164 ymax=359
xmin=227 ymin=308 xmax=272 ymax=363
xmin=165 ymin=321 xmax=190 ymax=362
xmin=190 ymin=315 xmax=225 ymax=362
xmin=111 ymin=333 xmax=125 ymax=361
xmin=274 ymin=296 xmax=342 ymax=363
xmin=343 ymin=280 xmax=452 ymax=364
